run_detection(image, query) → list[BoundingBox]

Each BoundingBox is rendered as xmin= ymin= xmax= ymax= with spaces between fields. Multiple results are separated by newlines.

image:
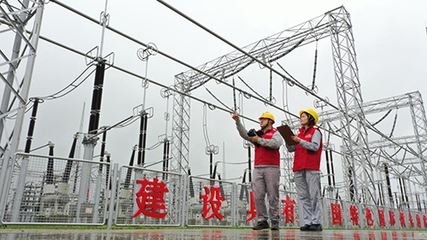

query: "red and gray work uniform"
xmin=286 ymin=125 xmax=323 ymax=226
xmin=236 ymin=121 xmax=283 ymax=223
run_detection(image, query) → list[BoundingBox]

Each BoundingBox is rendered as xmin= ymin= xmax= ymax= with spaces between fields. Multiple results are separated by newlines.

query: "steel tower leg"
xmin=408 ymin=92 xmax=427 ymax=206
xmin=329 ymin=8 xmax=377 ymax=204
xmin=0 ymin=0 xmax=44 ymax=223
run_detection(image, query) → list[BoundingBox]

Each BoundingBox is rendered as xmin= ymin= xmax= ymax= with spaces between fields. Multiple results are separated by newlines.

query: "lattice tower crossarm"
xmin=290 ymin=91 xmax=427 ymax=208
xmin=322 ymin=91 xmax=426 ymax=207
xmin=171 ymin=6 xmax=353 ymax=175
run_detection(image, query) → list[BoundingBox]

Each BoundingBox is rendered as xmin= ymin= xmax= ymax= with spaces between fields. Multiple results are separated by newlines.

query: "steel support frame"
xmin=318 ymin=91 xmax=427 ymax=209
xmin=171 ymin=7 xmax=378 ymax=206
xmin=328 ymin=8 xmax=376 ymax=204
xmin=0 ymin=0 xmax=44 ymax=223
xmin=170 ymin=7 xmax=345 ymax=175
xmin=408 ymin=93 xmax=427 ymax=207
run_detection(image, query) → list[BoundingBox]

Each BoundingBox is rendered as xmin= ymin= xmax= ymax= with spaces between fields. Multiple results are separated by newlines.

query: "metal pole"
xmin=188 ymin=168 xmax=194 ymax=198
xmin=76 ymin=135 xmax=97 ymax=223
xmin=162 ymin=140 xmax=170 ymax=180
xmin=46 ymin=142 xmax=55 ymax=185
xmin=325 ymin=150 xmax=331 ymax=186
xmin=247 ymin=146 xmax=252 ymax=183
xmin=107 ymin=163 xmax=118 ymax=229
xmin=137 ymin=113 xmax=148 ymax=166
xmin=10 ymin=98 xmax=42 ymax=222
xmin=93 ymin=131 xmax=106 ymax=223
xmin=124 ymin=145 xmax=136 ymax=189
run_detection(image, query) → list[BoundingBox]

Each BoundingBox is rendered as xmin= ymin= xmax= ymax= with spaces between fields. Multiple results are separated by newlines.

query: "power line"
xmin=32 ymin=30 xmax=260 ymax=124
xmin=155 ymin=0 xmax=338 ymax=112
xmin=48 ymin=0 xmax=299 ymax=118
xmin=38 ymin=1 xmax=421 ymax=159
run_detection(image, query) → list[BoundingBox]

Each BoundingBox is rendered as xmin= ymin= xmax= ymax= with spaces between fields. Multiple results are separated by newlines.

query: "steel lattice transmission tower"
xmin=0 ymin=0 xmax=45 ymax=220
xmin=170 ymin=6 xmax=379 ymax=204
xmin=316 ymin=91 xmax=427 ymax=208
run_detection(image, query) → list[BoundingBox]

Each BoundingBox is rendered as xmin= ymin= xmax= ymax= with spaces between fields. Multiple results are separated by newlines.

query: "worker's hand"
xmin=291 ymin=135 xmax=301 ymax=143
xmin=250 ymin=135 xmax=259 ymax=143
xmin=232 ymin=111 xmax=240 ymax=122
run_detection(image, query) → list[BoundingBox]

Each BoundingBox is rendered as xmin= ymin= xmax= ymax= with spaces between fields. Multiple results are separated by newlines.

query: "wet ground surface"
xmin=0 ymin=228 xmax=427 ymax=239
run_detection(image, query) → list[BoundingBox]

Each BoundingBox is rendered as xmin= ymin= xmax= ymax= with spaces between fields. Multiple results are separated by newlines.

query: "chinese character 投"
xmin=132 ymin=178 xmax=169 ymax=219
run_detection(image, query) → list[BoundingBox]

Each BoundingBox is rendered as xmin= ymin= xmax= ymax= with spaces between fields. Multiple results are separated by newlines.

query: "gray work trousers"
xmin=294 ymin=169 xmax=322 ymax=225
xmin=252 ymin=167 xmax=281 ymax=223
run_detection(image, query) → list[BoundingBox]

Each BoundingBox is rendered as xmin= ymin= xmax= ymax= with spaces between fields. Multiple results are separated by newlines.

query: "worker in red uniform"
xmin=286 ymin=109 xmax=323 ymax=231
xmin=232 ymin=111 xmax=283 ymax=230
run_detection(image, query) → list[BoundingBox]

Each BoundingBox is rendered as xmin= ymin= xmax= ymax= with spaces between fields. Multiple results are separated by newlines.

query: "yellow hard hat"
xmin=259 ymin=112 xmax=275 ymax=123
xmin=299 ymin=109 xmax=319 ymax=125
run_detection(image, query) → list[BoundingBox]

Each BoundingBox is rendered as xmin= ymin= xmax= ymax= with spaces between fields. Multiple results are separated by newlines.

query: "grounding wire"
xmin=145 ymin=141 xmax=163 ymax=151
xmin=281 ymin=78 xmax=293 ymax=127
xmin=202 ymin=104 xmax=211 ymax=147
xmin=38 ymin=64 xmax=96 ymax=100
xmin=371 ymin=109 xmax=392 ymax=127
xmin=236 ymin=75 xmax=268 ymax=102
xmin=88 ymin=114 xmax=138 ymax=139
xmin=389 ymin=111 xmax=398 ymax=138
xmin=203 ymin=86 xmax=233 ymax=112
xmin=118 ymin=116 xmax=140 ymax=128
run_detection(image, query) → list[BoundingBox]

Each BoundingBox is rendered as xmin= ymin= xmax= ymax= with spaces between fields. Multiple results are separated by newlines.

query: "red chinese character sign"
xmin=350 ymin=205 xmax=359 ymax=226
xmin=133 ymin=178 xmax=169 ymax=219
xmin=200 ymin=186 xmax=225 ymax=220
xmin=365 ymin=208 xmax=374 ymax=226
xmin=281 ymin=196 xmax=296 ymax=223
xmin=399 ymin=212 xmax=406 ymax=227
xmin=416 ymin=214 xmax=421 ymax=228
xmin=246 ymin=191 xmax=257 ymax=221
xmin=378 ymin=209 xmax=386 ymax=227
xmin=423 ymin=215 xmax=427 ymax=227
xmin=331 ymin=203 xmax=342 ymax=225
xmin=409 ymin=213 xmax=414 ymax=228
xmin=389 ymin=211 xmax=396 ymax=226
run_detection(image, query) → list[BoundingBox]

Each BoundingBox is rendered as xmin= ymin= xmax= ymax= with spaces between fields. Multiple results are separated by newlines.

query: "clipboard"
xmin=277 ymin=125 xmax=298 ymax=145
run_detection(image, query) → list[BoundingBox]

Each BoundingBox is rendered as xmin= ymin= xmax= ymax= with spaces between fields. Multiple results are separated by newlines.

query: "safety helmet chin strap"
xmin=262 ymin=119 xmax=272 ymax=131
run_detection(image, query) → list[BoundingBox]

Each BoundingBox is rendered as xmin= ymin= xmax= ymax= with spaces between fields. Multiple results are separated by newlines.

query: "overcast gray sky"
xmin=3 ymin=0 xmax=427 ymax=187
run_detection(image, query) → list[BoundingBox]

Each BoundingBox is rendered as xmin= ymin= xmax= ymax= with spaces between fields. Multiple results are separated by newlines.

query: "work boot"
xmin=299 ymin=224 xmax=311 ymax=231
xmin=309 ymin=224 xmax=323 ymax=231
xmin=271 ymin=221 xmax=279 ymax=230
xmin=252 ymin=221 xmax=269 ymax=230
